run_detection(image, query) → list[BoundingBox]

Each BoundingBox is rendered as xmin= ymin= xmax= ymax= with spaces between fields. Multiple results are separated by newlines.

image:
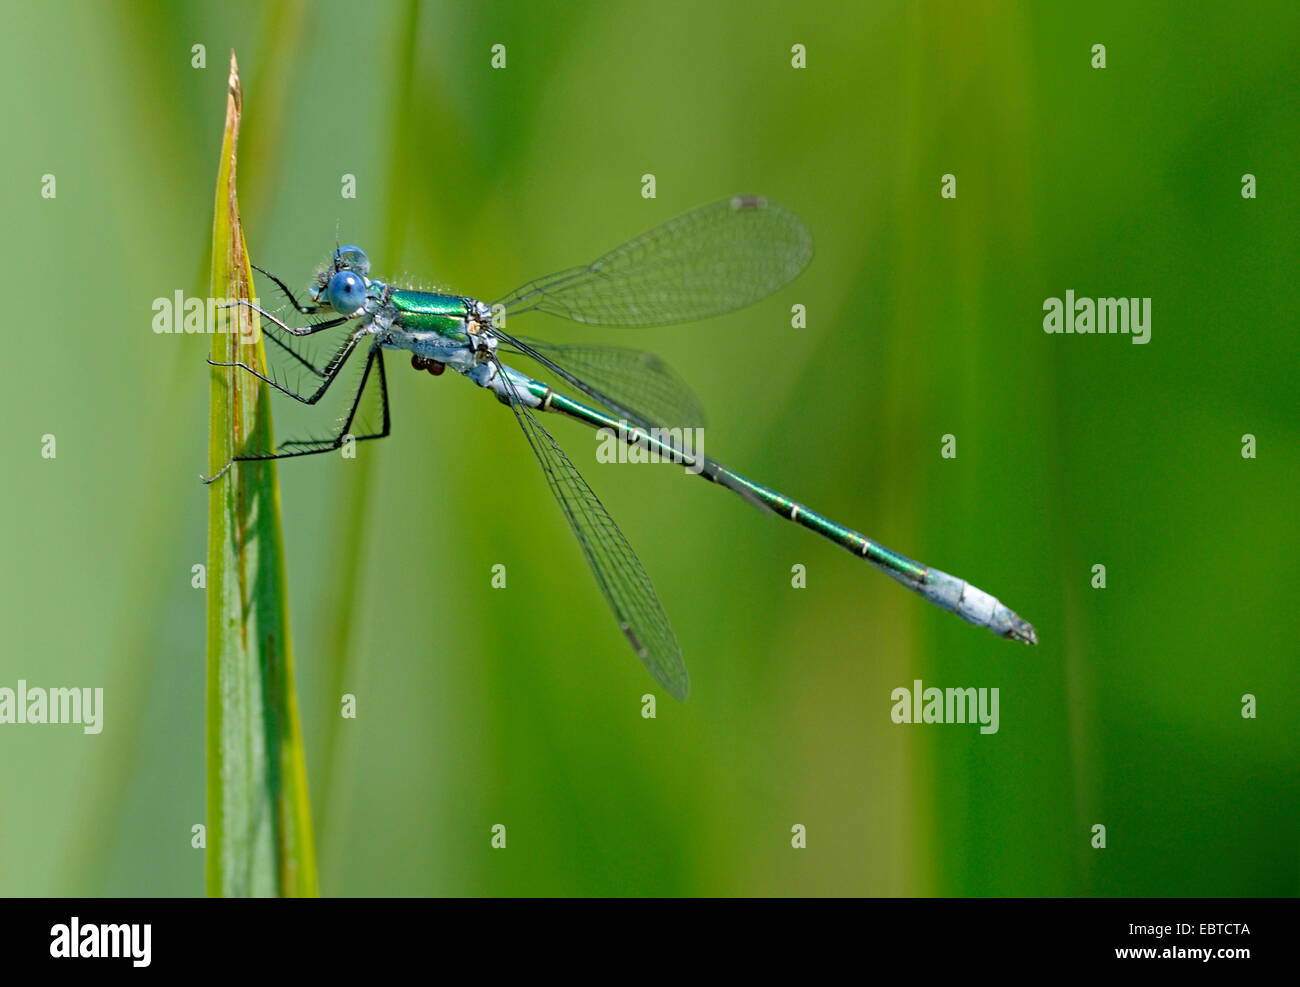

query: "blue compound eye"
xmin=334 ymin=244 xmax=370 ymax=277
xmin=327 ymin=270 xmax=367 ymax=314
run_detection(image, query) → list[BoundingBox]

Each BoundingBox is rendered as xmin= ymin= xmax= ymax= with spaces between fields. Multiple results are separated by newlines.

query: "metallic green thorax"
xmin=389 ymin=290 xmax=472 ymax=341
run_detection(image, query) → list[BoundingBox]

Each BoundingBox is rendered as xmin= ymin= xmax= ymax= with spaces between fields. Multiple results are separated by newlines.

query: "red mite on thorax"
xmin=411 ymin=354 xmax=445 ymax=376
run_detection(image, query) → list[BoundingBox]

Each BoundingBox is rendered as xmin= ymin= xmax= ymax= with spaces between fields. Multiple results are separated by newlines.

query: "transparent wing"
xmin=493 ymin=357 xmax=689 ymax=700
xmin=496 ymin=333 xmax=707 ymax=430
xmin=493 ymin=195 xmax=812 ymax=327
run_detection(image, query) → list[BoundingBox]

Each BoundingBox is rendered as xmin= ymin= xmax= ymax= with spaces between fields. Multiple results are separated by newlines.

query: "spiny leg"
xmin=276 ymin=345 xmax=391 ymax=453
xmin=202 ymin=346 xmax=391 ymax=484
xmin=252 ymin=263 xmax=322 ymax=315
xmin=208 ymin=326 xmax=366 ymax=404
xmin=219 ymin=297 xmax=350 ymax=338
xmin=262 ymin=321 xmax=329 ymax=379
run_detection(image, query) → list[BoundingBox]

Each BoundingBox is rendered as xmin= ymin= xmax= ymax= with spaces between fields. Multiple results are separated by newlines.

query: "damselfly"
xmin=205 ymin=196 xmax=1037 ymax=699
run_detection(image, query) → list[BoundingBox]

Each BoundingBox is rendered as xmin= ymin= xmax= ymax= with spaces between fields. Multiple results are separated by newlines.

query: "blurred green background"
xmin=1 ymin=0 xmax=1296 ymax=896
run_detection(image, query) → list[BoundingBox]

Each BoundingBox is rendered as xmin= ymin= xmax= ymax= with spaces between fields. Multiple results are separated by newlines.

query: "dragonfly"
xmin=205 ymin=195 xmax=1037 ymax=700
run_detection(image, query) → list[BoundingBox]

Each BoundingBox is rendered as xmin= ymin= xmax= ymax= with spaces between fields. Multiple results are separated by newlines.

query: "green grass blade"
xmin=205 ymin=50 xmax=318 ymax=898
